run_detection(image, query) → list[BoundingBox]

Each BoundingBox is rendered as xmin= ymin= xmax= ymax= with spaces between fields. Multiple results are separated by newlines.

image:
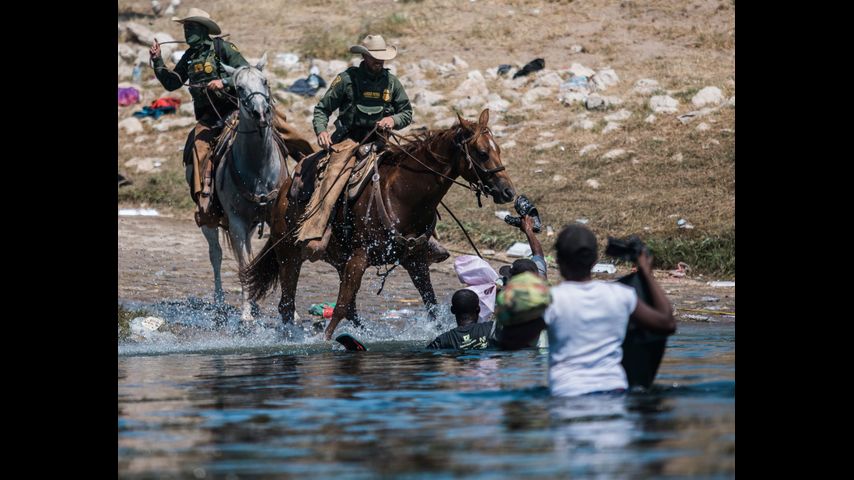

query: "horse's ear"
xmin=256 ymin=52 xmax=268 ymax=71
xmin=222 ymin=63 xmax=237 ymax=76
xmin=478 ymin=108 xmax=490 ymax=127
xmin=456 ymin=111 xmax=466 ymax=127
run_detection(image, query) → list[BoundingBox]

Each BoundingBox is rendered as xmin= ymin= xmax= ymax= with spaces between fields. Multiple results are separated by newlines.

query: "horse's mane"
xmin=385 ymin=125 xmax=462 ymax=164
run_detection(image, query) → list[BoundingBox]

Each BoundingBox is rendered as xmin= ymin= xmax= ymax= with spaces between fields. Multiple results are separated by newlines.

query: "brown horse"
xmin=242 ymin=109 xmax=516 ymax=339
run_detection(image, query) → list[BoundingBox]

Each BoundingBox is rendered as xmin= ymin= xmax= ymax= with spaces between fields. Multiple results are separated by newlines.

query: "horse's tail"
xmin=241 ymin=236 xmax=279 ymax=302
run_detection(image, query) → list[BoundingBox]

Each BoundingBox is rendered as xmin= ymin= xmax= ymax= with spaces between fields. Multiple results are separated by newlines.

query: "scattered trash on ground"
xmin=513 ymin=58 xmax=545 ymax=79
xmin=506 ymin=242 xmax=533 ymax=257
xmin=118 ymin=86 xmax=140 ymax=106
xmin=591 ymin=263 xmax=617 ymax=274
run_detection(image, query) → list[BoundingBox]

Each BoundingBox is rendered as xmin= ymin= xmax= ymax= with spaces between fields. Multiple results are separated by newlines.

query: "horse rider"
xmin=149 ymin=8 xmax=310 ymax=227
xmin=298 ymin=34 xmax=449 ymax=264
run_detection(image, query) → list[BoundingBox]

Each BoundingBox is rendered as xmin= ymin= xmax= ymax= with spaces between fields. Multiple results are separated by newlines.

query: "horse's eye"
xmin=478 ymin=150 xmax=489 ymax=160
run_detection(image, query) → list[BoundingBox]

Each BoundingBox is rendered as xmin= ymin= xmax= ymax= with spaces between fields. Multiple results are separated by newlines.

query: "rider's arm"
xmin=313 ymin=73 xmax=348 ymax=135
xmin=152 ymin=50 xmax=189 ymax=91
xmin=389 ymin=76 xmax=413 ymax=130
xmin=220 ymin=41 xmax=250 ymax=88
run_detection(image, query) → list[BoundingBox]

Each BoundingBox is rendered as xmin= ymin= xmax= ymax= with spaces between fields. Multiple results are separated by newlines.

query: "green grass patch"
xmin=118 ymin=168 xmax=195 ymax=210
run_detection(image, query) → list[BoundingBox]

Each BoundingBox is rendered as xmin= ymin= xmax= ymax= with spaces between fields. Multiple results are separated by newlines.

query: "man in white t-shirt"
xmin=545 ymin=225 xmax=676 ymax=397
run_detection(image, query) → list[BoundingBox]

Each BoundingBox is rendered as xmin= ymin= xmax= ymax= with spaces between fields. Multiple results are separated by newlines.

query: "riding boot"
xmin=199 ymin=160 xmax=214 ymax=211
xmin=303 ymin=224 xmax=333 ymax=262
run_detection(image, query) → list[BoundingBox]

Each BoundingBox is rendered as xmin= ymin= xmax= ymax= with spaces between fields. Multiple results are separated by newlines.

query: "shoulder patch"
xmin=228 ymin=42 xmax=239 ymax=52
xmin=330 ymin=74 xmax=343 ymax=89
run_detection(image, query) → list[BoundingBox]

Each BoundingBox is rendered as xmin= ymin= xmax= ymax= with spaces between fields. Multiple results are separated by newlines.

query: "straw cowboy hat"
xmin=172 ymin=8 xmax=222 ymax=35
xmin=349 ymin=35 xmax=398 ymax=61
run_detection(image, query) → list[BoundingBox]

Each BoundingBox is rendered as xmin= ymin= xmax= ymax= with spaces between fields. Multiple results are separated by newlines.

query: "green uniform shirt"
xmin=313 ymin=62 xmax=413 ymax=138
xmin=152 ymin=38 xmax=249 ymax=125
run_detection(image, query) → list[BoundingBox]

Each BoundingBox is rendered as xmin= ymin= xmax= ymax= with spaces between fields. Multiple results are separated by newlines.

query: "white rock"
xmin=696 ymin=122 xmax=711 ymax=131
xmin=118 ymin=117 xmax=143 ymax=134
xmin=585 ymin=179 xmax=601 ymax=189
xmin=482 ymin=93 xmax=510 ymax=112
xmin=130 ymin=316 xmax=165 ymax=335
xmin=522 ymin=87 xmax=554 ymax=106
xmin=644 ymin=114 xmax=656 ymax=123
xmin=591 ymin=68 xmax=619 ymax=91
xmin=579 ymin=144 xmax=599 ymax=156
xmin=125 ymin=22 xmax=155 ymax=45
xmin=585 ymin=94 xmax=605 ymax=110
xmin=568 ymin=63 xmax=596 ymax=78
xmin=118 ymin=43 xmax=137 ymax=63
xmin=671 ymin=152 xmax=684 ymax=162
xmin=602 ymin=149 xmax=628 ymax=160
xmin=605 ymin=109 xmax=632 ymax=122
xmin=452 ymin=70 xmax=489 ymax=99
xmin=691 ymin=86 xmax=724 ymax=107
xmin=560 ymin=92 xmax=588 ymax=105
xmin=124 ymin=157 xmax=167 ymax=173
xmin=452 ymin=55 xmax=469 ymax=69
xmin=534 ymin=141 xmax=560 ymax=151
xmin=573 ymin=118 xmax=596 ymax=130
xmin=153 ymin=116 xmax=196 ymax=132
xmin=649 ymin=95 xmax=679 ymax=113
xmin=534 ymin=71 xmax=565 ymax=88
xmin=413 ymin=90 xmax=444 ymax=107
xmin=633 ymin=78 xmax=660 ymax=95
xmin=602 ymin=122 xmax=622 ymax=134
xmin=552 ymin=174 xmax=567 ymax=183
xmin=569 ymin=45 xmax=584 ymax=54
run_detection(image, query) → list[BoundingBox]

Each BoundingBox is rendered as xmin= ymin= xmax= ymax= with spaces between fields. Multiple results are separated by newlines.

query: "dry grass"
xmin=118 ymin=0 xmax=735 ymax=275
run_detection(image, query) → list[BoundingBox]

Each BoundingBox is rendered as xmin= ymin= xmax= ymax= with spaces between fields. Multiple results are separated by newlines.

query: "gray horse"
xmin=189 ymin=53 xmax=287 ymax=323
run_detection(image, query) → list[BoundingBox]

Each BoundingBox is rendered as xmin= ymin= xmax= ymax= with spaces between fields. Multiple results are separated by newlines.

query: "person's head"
xmin=182 ymin=21 xmax=209 ymax=46
xmin=172 ymin=8 xmax=221 ymax=46
xmin=450 ymin=289 xmax=480 ymax=326
xmin=350 ymin=35 xmax=397 ymax=74
xmin=499 ymin=258 xmax=540 ymax=283
xmin=555 ymin=224 xmax=598 ymax=280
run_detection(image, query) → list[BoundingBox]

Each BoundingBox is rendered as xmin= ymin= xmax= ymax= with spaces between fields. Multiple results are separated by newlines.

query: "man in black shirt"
xmin=426 ymin=290 xmax=496 ymax=350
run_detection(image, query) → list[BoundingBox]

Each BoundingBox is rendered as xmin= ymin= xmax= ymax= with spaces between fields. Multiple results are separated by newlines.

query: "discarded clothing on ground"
xmin=118 ymin=86 xmax=140 ymax=106
xmin=286 ymin=73 xmax=327 ymax=97
xmin=133 ymin=97 xmax=183 ymax=119
xmin=513 ymin=58 xmax=545 ymax=79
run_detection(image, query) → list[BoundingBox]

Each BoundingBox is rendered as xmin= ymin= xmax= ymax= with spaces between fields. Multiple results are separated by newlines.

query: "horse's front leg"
xmin=228 ymin=220 xmax=257 ymax=323
xmin=403 ymin=258 xmax=439 ymax=319
xmin=201 ymin=225 xmax=225 ymax=304
xmin=325 ymin=249 xmax=369 ymax=340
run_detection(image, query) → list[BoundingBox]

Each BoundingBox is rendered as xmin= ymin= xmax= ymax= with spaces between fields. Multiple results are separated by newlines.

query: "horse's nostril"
xmin=504 ymin=188 xmax=516 ymax=200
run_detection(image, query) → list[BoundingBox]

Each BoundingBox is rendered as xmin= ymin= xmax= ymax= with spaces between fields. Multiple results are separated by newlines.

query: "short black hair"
xmin=451 ymin=289 xmax=480 ymax=316
xmin=555 ymin=224 xmax=598 ymax=274
xmin=510 ymin=258 xmax=538 ymax=276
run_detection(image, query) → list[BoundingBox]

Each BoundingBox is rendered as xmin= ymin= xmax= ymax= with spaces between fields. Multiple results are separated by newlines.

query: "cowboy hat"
xmin=349 ymin=34 xmax=397 ymax=61
xmin=172 ymin=8 xmax=222 ymax=35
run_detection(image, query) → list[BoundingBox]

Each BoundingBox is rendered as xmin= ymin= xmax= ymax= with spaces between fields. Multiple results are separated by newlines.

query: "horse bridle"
xmin=232 ymin=67 xmax=273 ymax=133
xmin=453 ymin=128 xmax=506 ymax=205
